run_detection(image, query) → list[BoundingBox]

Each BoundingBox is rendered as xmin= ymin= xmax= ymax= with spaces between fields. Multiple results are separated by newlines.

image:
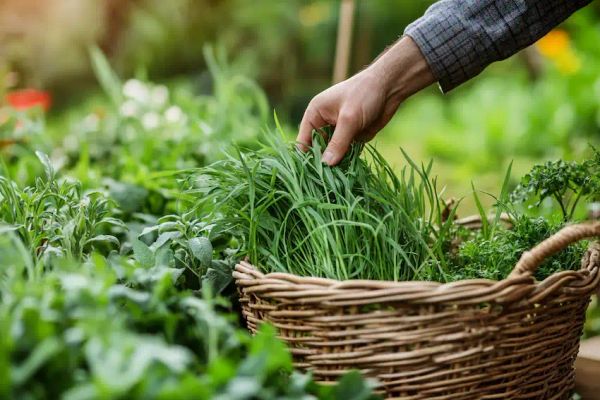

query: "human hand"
xmin=297 ymin=36 xmax=435 ymax=166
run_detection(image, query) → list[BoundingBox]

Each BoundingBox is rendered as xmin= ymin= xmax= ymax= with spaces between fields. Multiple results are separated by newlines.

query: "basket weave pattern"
xmin=234 ymin=223 xmax=600 ymax=399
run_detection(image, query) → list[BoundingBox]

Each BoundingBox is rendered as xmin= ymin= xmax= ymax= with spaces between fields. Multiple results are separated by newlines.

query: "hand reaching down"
xmin=297 ymin=36 xmax=435 ymax=166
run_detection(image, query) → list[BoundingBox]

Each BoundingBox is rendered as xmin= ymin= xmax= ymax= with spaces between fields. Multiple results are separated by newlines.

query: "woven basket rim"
xmin=235 ymin=248 xmax=599 ymax=287
xmin=235 ymin=222 xmax=600 ymax=287
xmin=234 ymin=250 xmax=599 ymax=306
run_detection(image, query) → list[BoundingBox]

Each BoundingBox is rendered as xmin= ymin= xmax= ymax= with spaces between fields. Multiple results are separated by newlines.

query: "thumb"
xmin=322 ymin=114 xmax=357 ymax=166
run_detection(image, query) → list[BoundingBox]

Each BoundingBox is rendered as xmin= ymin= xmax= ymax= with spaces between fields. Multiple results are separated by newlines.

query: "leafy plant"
xmin=448 ymin=151 xmax=597 ymax=282
xmin=137 ymin=211 xmax=241 ymax=294
xmin=0 ymin=231 xmax=378 ymax=400
xmin=191 ymin=131 xmax=594 ymax=284
xmin=585 ymin=296 xmax=600 ymax=338
xmin=452 ymin=215 xmax=587 ymax=281
xmin=510 ymin=147 xmax=600 ymax=220
xmin=0 ymin=152 xmax=123 ymax=264
xmin=192 ymin=129 xmax=456 ymax=282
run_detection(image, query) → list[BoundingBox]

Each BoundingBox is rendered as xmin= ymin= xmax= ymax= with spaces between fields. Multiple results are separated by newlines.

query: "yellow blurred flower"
xmin=536 ymin=29 xmax=570 ymax=58
xmin=536 ymin=29 xmax=580 ymax=74
xmin=555 ymin=52 xmax=581 ymax=74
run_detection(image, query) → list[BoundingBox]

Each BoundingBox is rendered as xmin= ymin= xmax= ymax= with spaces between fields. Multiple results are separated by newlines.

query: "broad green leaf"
xmin=132 ymin=239 xmax=155 ymax=268
xmin=151 ymin=231 xmax=181 ymax=251
xmin=188 ymin=237 xmax=212 ymax=268
xmin=202 ymin=267 xmax=232 ymax=295
xmin=155 ymin=246 xmax=175 ymax=267
xmin=85 ymin=235 xmax=120 ymax=247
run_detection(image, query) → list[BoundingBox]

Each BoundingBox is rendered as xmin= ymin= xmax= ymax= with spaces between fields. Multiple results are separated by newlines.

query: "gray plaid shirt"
xmin=404 ymin=0 xmax=592 ymax=92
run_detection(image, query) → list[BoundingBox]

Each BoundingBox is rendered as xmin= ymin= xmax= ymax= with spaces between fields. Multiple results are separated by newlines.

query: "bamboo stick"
xmin=332 ymin=0 xmax=356 ymax=84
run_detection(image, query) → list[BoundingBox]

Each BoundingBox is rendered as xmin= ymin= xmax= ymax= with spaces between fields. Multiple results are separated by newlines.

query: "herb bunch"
xmin=193 ymin=130 xmax=454 ymax=281
xmin=448 ymin=148 xmax=600 ymax=282
xmin=510 ymin=146 xmax=600 ymax=220
xmin=452 ymin=215 xmax=587 ymax=281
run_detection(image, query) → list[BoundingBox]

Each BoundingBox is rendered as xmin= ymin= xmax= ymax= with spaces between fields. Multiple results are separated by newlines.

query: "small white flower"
xmin=151 ymin=85 xmax=169 ymax=107
xmin=80 ymin=196 xmax=91 ymax=208
xmin=120 ymin=100 xmax=139 ymax=117
xmin=123 ymin=79 xmax=149 ymax=102
xmin=142 ymin=112 xmax=161 ymax=130
xmin=82 ymin=114 xmax=100 ymax=131
xmin=165 ymin=105 xmax=184 ymax=123
xmin=62 ymin=134 xmax=79 ymax=152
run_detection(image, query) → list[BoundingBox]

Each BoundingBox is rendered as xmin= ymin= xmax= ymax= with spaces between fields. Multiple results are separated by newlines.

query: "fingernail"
xmin=322 ymin=150 xmax=334 ymax=165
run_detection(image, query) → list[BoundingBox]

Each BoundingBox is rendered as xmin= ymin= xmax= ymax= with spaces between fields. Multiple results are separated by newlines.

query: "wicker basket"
xmin=234 ymin=222 xmax=600 ymax=399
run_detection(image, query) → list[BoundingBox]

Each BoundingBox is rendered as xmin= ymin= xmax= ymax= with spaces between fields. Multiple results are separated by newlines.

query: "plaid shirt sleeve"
xmin=404 ymin=0 xmax=592 ymax=92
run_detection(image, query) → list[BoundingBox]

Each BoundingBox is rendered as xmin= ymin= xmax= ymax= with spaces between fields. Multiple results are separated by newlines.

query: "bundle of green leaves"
xmin=192 ymin=129 xmax=455 ymax=281
xmin=192 ymin=131 xmax=597 ymax=284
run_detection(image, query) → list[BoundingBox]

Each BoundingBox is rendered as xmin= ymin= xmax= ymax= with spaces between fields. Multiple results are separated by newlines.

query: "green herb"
xmin=449 ymin=153 xmax=595 ymax=282
xmin=585 ymin=296 xmax=600 ymax=338
xmin=452 ymin=215 xmax=587 ymax=281
xmin=510 ymin=147 xmax=600 ymax=220
xmin=0 ymin=152 xmax=123 ymax=263
xmin=0 ymin=232 xmax=378 ymax=400
xmin=188 ymin=237 xmax=213 ymax=268
xmin=192 ymin=130 xmax=454 ymax=282
xmin=136 ymin=211 xmax=241 ymax=294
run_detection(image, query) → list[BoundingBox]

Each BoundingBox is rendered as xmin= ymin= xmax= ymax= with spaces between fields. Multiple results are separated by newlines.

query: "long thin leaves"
xmin=191 ymin=131 xmax=453 ymax=281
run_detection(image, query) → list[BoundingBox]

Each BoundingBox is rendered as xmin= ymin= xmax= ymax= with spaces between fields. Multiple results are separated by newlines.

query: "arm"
xmin=299 ymin=0 xmax=591 ymax=166
xmin=405 ymin=0 xmax=592 ymax=92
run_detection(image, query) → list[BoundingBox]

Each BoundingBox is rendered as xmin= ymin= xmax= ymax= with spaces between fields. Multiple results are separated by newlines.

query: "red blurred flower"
xmin=6 ymin=89 xmax=52 ymax=111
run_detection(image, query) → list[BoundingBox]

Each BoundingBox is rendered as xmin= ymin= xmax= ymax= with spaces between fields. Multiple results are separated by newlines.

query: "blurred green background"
xmin=1 ymin=0 xmax=600 ymax=331
xmin=2 ymin=0 xmax=599 ymax=200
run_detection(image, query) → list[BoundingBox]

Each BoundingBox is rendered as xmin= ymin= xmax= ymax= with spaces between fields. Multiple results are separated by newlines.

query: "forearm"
xmin=404 ymin=0 xmax=592 ymax=92
xmin=367 ymin=36 xmax=436 ymax=104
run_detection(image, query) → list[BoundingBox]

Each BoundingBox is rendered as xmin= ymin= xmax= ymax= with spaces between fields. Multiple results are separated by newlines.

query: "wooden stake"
xmin=332 ymin=0 xmax=356 ymax=84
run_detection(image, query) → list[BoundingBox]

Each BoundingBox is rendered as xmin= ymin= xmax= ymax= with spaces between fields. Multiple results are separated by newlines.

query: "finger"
xmin=322 ymin=112 xmax=358 ymax=166
xmin=297 ymin=105 xmax=328 ymax=152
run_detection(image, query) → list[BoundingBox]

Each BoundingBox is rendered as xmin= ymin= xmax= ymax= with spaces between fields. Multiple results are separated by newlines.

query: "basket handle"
xmin=509 ymin=221 xmax=600 ymax=278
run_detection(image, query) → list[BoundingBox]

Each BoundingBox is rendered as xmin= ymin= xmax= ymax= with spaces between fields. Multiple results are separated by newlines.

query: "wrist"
xmin=368 ymin=36 xmax=435 ymax=103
